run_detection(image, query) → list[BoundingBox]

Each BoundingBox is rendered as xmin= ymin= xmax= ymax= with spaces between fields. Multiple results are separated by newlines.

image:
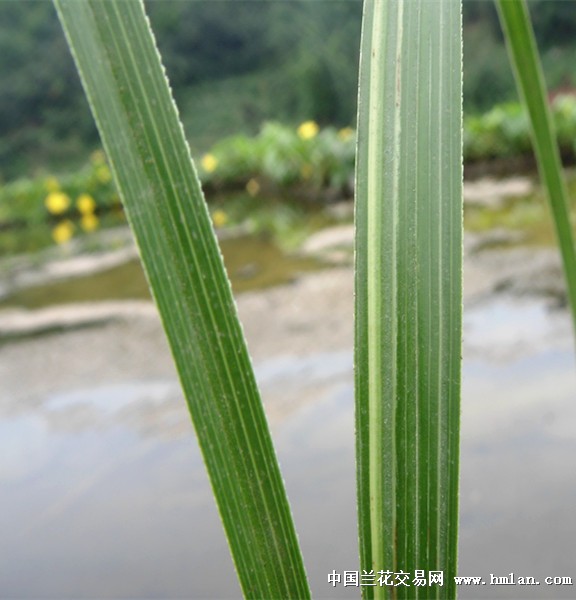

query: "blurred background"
xmin=1 ymin=1 xmax=576 ymax=598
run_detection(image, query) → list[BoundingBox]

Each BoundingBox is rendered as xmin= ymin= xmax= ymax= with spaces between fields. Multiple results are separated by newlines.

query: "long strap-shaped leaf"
xmin=54 ymin=2 xmax=310 ymax=598
xmin=496 ymin=0 xmax=576 ymax=338
xmin=355 ymin=1 xmax=462 ymax=598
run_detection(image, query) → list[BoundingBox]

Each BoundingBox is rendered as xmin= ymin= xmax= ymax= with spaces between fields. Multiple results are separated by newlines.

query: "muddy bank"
xmin=1 ymin=192 xmax=574 ymax=422
xmin=1 ymin=239 xmax=573 ymax=413
xmin=0 ymin=218 xmax=570 ymax=337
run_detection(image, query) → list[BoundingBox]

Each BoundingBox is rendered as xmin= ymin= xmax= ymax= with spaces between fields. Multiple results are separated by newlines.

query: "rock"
xmin=300 ymin=224 xmax=354 ymax=265
xmin=325 ymin=201 xmax=354 ymax=221
xmin=301 ymin=224 xmax=354 ymax=254
xmin=463 ymin=176 xmax=534 ymax=209
xmin=0 ymin=301 xmax=157 ymax=339
xmin=464 ymin=229 xmax=525 ymax=255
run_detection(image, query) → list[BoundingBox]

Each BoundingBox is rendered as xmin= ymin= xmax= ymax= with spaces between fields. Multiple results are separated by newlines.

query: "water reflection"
xmin=459 ymin=349 xmax=576 ymax=599
xmin=1 ymin=300 xmax=576 ymax=598
xmin=0 ymin=353 xmax=357 ymax=599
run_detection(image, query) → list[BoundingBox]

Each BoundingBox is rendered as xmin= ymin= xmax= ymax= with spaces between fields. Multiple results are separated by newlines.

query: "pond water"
xmin=0 ymin=233 xmax=323 ymax=310
xmin=1 ymin=291 xmax=575 ymax=598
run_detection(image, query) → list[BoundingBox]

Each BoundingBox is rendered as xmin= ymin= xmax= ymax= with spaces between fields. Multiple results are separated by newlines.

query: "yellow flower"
xmin=338 ymin=127 xmax=354 ymax=141
xmin=246 ymin=178 xmax=260 ymax=197
xmin=212 ymin=209 xmax=227 ymax=228
xmin=52 ymin=220 xmax=74 ymax=244
xmin=96 ymin=165 xmax=112 ymax=183
xmin=45 ymin=176 xmax=60 ymax=193
xmin=300 ymin=164 xmax=313 ymax=180
xmin=297 ymin=120 xmax=319 ymax=140
xmin=81 ymin=213 xmax=99 ymax=232
xmin=201 ymin=153 xmax=218 ymax=173
xmin=76 ymin=194 xmax=96 ymax=215
xmin=45 ymin=192 xmax=71 ymax=215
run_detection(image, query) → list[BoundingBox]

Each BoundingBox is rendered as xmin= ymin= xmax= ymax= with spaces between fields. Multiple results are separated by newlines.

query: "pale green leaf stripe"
xmin=53 ymin=2 xmax=310 ymax=598
xmin=496 ymin=0 xmax=576 ymax=338
xmin=355 ymin=1 xmax=462 ymax=598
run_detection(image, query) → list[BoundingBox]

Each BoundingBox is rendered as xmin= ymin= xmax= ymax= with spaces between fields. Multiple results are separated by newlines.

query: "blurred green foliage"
xmin=0 ymin=150 xmax=117 ymax=226
xmin=3 ymin=96 xmax=576 ymax=235
xmin=464 ymin=95 xmax=576 ymax=161
xmin=202 ymin=121 xmax=356 ymax=194
xmin=0 ymin=2 xmax=95 ymax=177
xmin=1 ymin=1 xmax=576 ymax=181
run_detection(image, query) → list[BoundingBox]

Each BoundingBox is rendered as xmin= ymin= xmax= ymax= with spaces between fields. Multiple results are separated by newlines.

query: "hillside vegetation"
xmin=1 ymin=1 xmax=576 ymax=180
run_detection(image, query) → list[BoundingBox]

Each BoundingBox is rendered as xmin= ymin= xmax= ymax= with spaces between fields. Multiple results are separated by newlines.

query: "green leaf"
xmin=355 ymin=1 xmax=462 ymax=598
xmin=496 ymin=0 xmax=576 ymax=338
xmin=53 ymin=2 xmax=310 ymax=598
